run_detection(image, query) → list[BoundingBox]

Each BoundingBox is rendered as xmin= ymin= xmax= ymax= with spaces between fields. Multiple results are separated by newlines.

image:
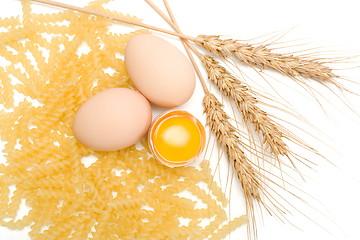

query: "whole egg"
xmin=72 ymin=88 xmax=152 ymax=151
xmin=125 ymin=34 xmax=196 ymax=107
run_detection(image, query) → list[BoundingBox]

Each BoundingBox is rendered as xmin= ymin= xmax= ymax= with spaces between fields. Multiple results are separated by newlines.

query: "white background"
xmin=1 ymin=0 xmax=360 ymax=240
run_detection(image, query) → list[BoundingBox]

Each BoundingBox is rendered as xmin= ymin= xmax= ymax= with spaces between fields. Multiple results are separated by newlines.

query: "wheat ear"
xmin=201 ymin=54 xmax=289 ymax=157
xmin=195 ymin=35 xmax=340 ymax=85
xmin=203 ymin=92 xmax=263 ymax=238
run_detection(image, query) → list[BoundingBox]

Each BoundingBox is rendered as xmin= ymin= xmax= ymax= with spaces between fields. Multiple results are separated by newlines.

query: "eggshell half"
xmin=72 ymin=88 xmax=152 ymax=151
xmin=125 ymin=34 xmax=196 ymax=107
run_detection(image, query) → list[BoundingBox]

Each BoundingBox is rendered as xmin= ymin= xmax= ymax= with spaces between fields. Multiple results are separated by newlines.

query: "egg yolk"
xmin=153 ymin=117 xmax=201 ymax=163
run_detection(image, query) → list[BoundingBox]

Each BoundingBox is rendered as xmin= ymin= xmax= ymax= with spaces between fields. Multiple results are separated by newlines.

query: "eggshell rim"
xmin=148 ymin=110 xmax=206 ymax=168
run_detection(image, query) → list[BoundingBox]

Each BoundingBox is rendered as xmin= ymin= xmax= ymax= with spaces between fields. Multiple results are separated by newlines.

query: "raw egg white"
xmin=72 ymin=88 xmax=152 ymax=151
xmin=125 ymin=34 xmax=196 ymax=107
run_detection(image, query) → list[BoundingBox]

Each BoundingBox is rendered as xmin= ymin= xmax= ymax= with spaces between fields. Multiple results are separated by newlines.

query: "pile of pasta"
xmin=0 ymin=0 xmax=245 ymax=239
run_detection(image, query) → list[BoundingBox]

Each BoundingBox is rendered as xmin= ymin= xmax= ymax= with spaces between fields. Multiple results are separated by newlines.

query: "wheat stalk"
xmin=33 ymin=0 xmax=342 ymax=88
xmin=195 ymin=35 xmax=340 ymax=85
xmin=144 ymin=1 xmax=318 ymax=238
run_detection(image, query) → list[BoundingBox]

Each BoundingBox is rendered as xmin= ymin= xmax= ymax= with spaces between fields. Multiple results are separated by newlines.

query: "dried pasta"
xmin=0 ymin=0 xmax=245 ymax=239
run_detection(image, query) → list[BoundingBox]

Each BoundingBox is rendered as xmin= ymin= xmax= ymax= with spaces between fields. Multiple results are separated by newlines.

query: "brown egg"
xmin=125 ymin=34 xmax=196 ymax=107
xmin=72 ymin=88 xmax=152 ymax=151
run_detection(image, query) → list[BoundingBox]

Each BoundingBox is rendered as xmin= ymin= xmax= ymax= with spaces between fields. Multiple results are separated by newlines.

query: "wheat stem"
xmin=144 ymin=0 xmax=209 ymax=93
xmin=30 ymin=0 xmax=196 ymax=41
xmin=161 ymin=0 xmax=203 ymax=56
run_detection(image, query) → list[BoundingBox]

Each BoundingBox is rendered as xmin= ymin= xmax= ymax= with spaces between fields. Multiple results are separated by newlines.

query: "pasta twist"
xmin=0 ymin=1 xmax=246 ymax=239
